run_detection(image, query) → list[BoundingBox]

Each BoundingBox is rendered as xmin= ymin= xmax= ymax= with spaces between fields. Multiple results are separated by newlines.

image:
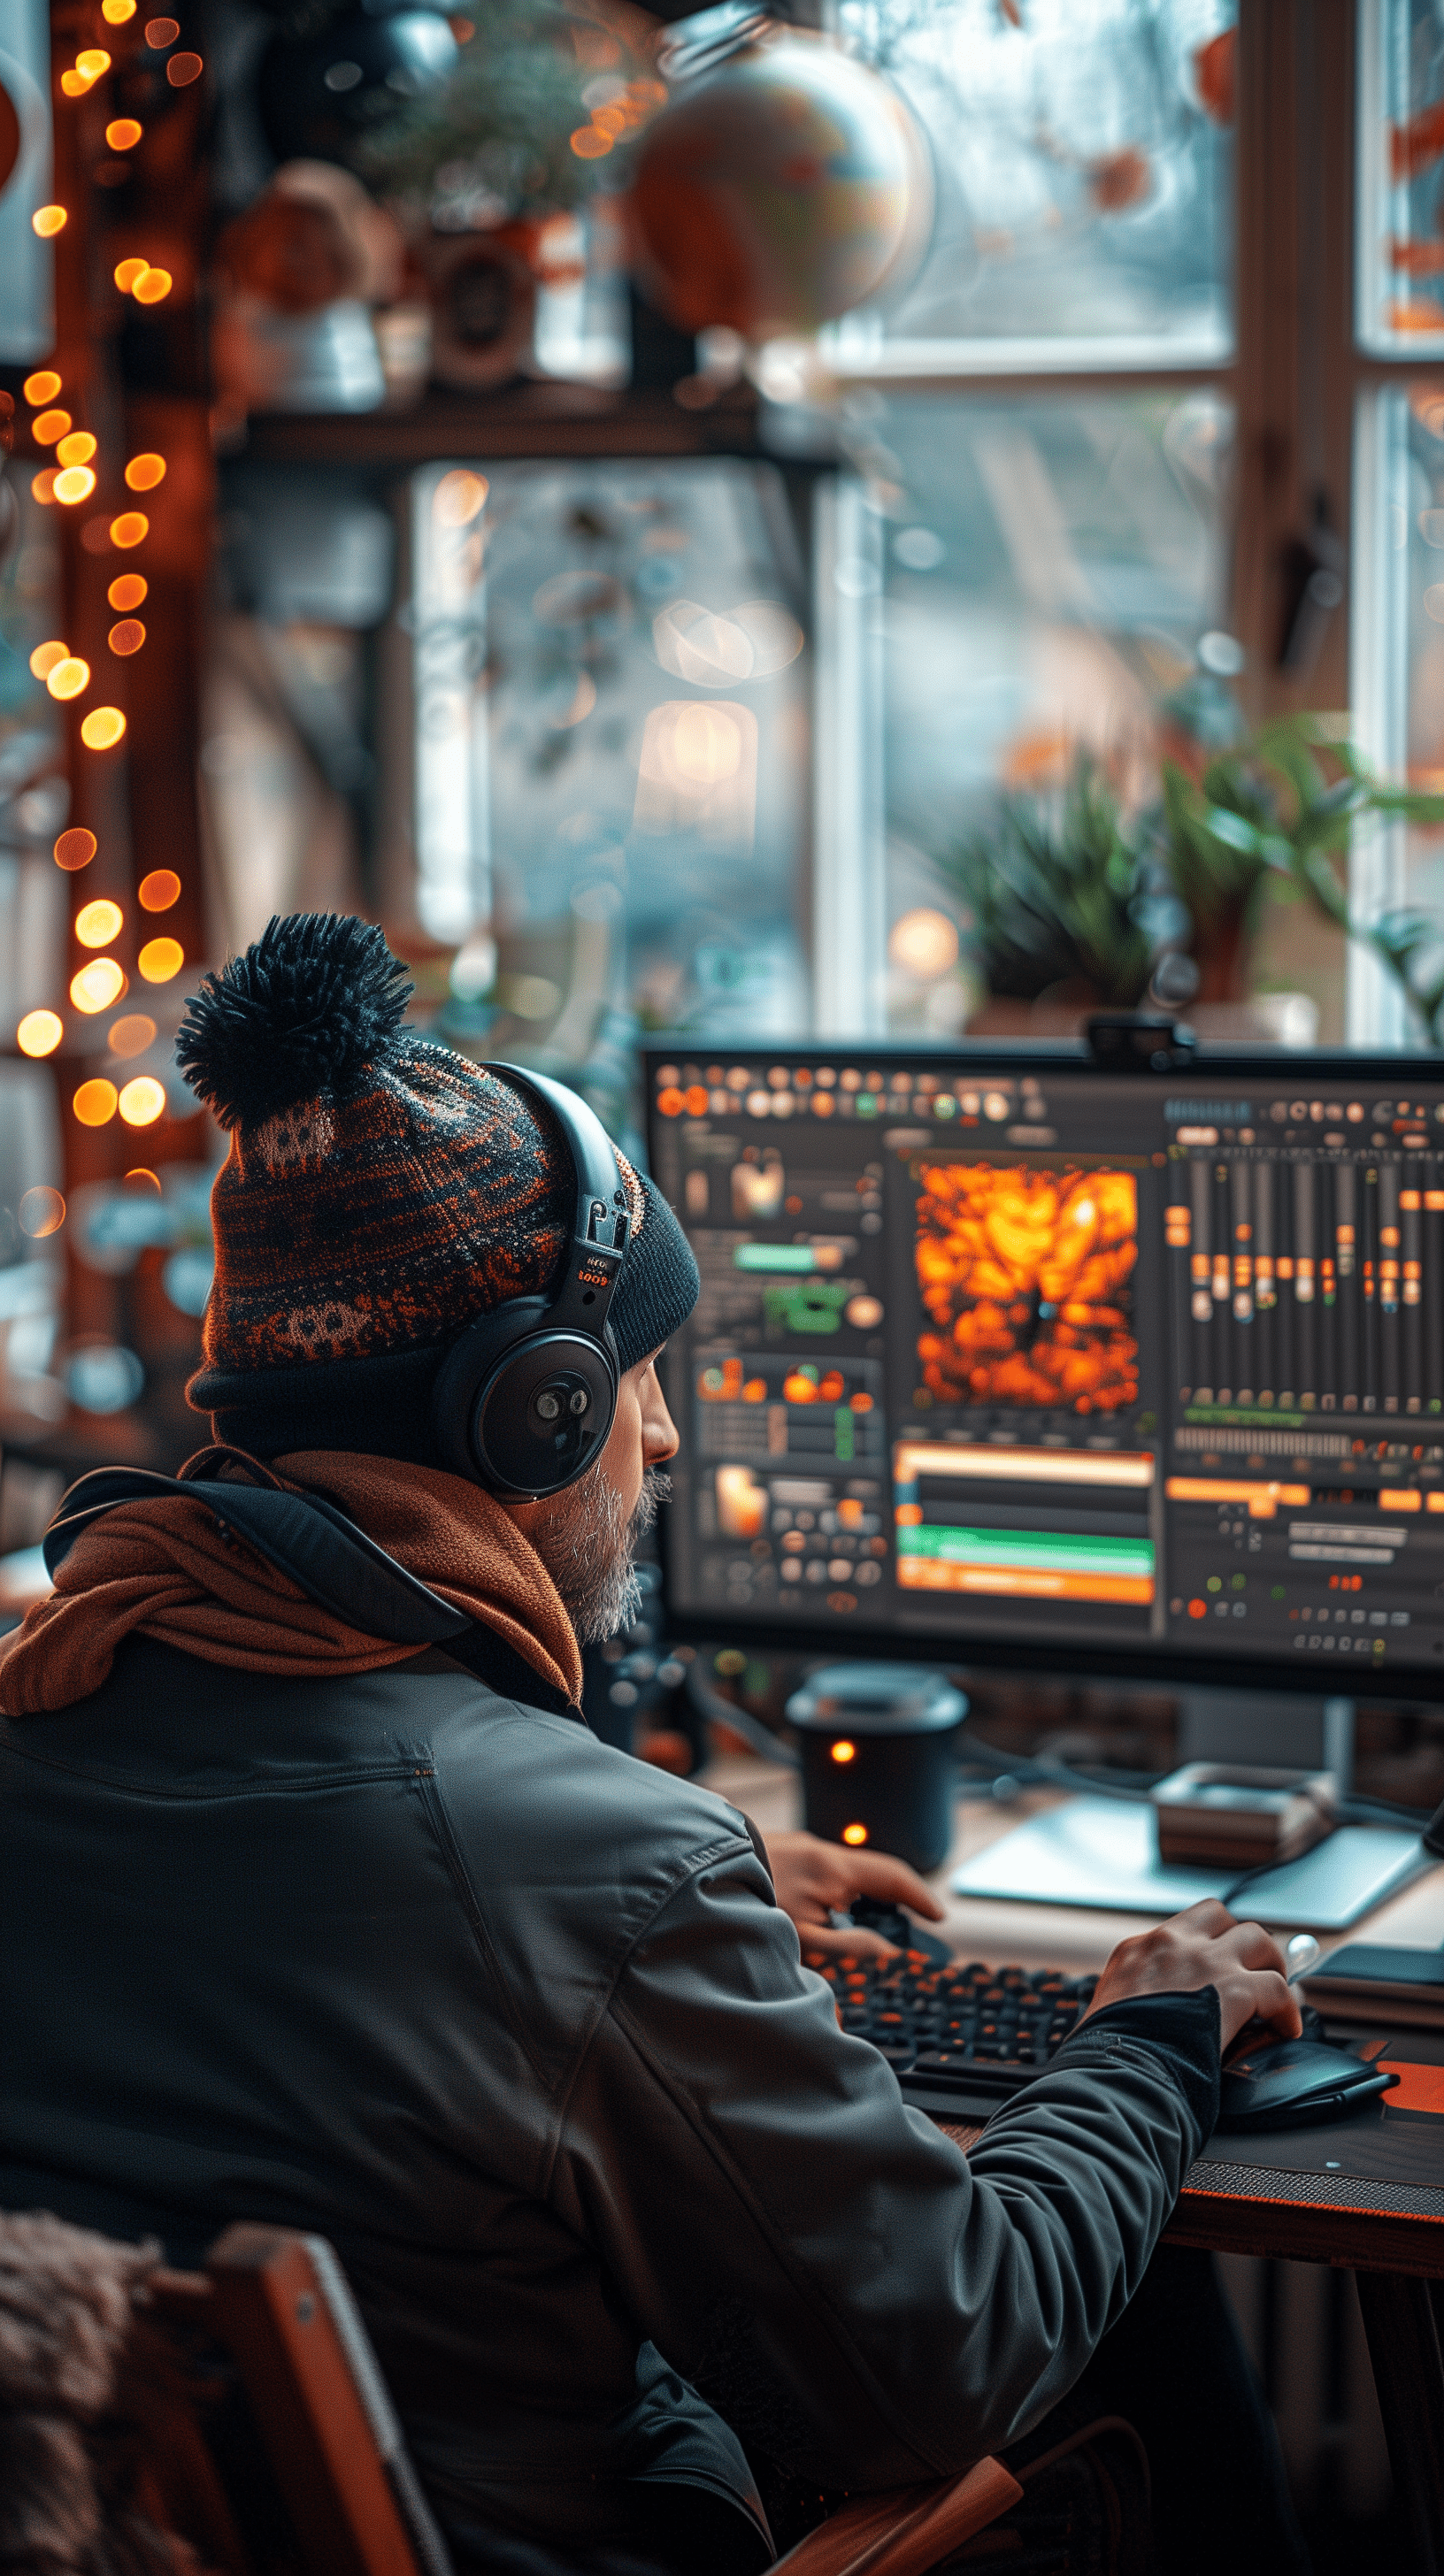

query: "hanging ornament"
xmin=628 ymin=18 xmax=933 ymax=341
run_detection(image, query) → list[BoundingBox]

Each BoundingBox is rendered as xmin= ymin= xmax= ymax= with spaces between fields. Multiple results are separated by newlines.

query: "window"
xmin=1353 ymin=1 xmax=1444 ymax=1041
xmin=827 ymin=0 xmax=1236 ymax=371
xmin=406 ymin=459 xmax=810 ymax=1138
xmin=805 ymin=1 xmax=1444 ymax=1049
xmin=818 ymin=388 xmax=1232 ymax=1034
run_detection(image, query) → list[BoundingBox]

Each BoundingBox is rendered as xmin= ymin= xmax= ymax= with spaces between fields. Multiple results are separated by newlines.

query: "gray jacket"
xmin=0 ymin=1635 xmax=1215 ymax=2561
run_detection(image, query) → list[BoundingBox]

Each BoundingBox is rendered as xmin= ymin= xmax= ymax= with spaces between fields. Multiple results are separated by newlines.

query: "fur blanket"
xmin=0 ymin=2210 xmax=161 ymax=2576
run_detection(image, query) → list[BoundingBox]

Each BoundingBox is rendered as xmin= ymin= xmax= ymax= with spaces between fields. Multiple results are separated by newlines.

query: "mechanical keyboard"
xmin=806 ymin=1905 xmax=1326 ymax=2120
xmin=804 ymin=1943 xmax=1100 ymax=2120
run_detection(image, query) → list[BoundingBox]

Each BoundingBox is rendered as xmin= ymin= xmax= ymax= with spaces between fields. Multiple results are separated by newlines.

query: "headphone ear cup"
xmin=432 ymin=1304 xmax=619 ymax=1499
xmin=431 ymin=1301 xmax=546 ymax=1487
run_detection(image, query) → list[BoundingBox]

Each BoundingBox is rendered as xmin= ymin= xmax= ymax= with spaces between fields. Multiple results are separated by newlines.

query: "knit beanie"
xmin=178 ymin=914 xmax=699 ymax=1468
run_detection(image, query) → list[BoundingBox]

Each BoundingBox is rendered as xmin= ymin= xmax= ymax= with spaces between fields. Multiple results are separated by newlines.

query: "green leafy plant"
xmin=1156 ymin=717 xmax=1444 ymax=1042
xmin=361 ymin=1 xmax=654 ymax=220
xmin=933 ymin=760 xmax=1159 ymax=1011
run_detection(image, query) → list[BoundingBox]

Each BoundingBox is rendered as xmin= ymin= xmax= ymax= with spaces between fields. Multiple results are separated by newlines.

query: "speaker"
xmin=787 ymin=1664 xmax=967 ymax=1874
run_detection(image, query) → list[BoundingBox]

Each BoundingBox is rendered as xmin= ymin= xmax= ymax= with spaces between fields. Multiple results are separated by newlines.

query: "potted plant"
xmin=359 ymin=2 xmax=662 ymax=388
xmin=1154 ymin=715 xmax=1444 ymax=1039
xmin=933 ymin=716 xmax=1444 ymax=1045
xmin=931 ymin=758 xmax=1165 ymax=1030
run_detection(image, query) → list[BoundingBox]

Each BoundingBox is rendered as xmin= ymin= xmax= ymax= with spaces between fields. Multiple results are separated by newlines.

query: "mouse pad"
xmin=1190 ymin=2029 xmax=1444 ymax=2196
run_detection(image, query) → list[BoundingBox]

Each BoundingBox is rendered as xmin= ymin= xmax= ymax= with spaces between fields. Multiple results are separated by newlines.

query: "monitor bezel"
xmin=643 ymin=1039 xmax=1444 ymax=1703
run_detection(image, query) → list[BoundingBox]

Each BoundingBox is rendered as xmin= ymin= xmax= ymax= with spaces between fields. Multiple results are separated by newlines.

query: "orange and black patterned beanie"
xmin=177 ymin=913 xmax=699 ymax=1468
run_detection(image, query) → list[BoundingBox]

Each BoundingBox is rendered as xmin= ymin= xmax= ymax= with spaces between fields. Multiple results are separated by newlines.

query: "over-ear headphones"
xmin=430 ymin=1064 xmax=631 ymax=1501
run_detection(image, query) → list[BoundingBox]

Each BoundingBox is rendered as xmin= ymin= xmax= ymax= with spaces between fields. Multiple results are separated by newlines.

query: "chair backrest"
xmin=0 ymin=2209 xmax=452 ymax=2576
xmin=192 ymin=2225 xmax=454 ymax=2576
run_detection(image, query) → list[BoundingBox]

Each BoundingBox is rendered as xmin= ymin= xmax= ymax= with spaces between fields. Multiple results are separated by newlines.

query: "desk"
xmin=706 ymin=1758 xmax=1444 ymax=2571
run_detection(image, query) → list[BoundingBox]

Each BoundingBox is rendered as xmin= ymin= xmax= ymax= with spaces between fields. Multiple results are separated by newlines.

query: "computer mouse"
xmin=1217 ymin=2036 xmax=1399 ymax=2133
xmin=845 ymin=1897 xmax=952 ymax=1964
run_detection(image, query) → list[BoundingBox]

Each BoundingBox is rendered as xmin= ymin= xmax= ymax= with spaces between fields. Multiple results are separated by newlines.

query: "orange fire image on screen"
xmin=914 ymin=1162 xmax=1139 ymax=1413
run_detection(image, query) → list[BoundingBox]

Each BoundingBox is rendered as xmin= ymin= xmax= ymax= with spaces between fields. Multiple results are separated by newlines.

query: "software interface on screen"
xmin=645 ymin=1048 xmax=1444 ymax=1680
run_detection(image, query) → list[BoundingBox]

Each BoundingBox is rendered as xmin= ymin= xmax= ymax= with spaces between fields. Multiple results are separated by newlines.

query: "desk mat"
xmin=929 ymin=2033 xmax=1444 ymax=2221
xmin=1186 ymin=2030 xmax=1444 ymax=2217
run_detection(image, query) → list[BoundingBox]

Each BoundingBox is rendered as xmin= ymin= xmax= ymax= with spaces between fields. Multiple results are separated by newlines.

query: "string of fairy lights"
xmin=12 ymin=4 xmax=204 ymax=1243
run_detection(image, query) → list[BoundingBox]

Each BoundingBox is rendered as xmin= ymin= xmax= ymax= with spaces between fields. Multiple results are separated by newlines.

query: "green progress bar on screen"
xmin=734 ymin=1245 xmax=822 ymax=1273
xmin=898 ymin=1528 xmax=1156 ymax=1578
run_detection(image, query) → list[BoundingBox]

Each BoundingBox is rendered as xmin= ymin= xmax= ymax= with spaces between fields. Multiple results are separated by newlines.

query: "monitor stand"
xmin=951 ymin=1693 xmax=1427 ymax=1929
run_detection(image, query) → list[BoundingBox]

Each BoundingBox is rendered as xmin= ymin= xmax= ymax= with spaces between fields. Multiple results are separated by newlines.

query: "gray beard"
xmin=532 ymin=1467 xmax=672 ymax=1646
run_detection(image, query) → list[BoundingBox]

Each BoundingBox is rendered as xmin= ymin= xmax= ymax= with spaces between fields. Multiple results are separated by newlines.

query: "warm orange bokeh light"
xmin=841 ymin=1822 xmax=870 ymax=1846
xmin=76 ymin=48 xmax=112 ymax=77
xmin=124 ymin=453 xmax=165 ymax=491
xmin=109 ymin=1013 xmax=157 ymax=1058
xmin=23 ymin=371 xmax=60 ymax=404
xmin=16 ymin=1010 xmax=63 ymax=1059
xmin=119 ymin=1076 xmax=166 ymax=1127
xmin=144 ymin=14 xmax=179 ymax=39
xmin=138 ymin=937 xmax=183 ymax=983
xmin=133 ymin=268 xmax=173 ymax=305
xmin=81 ymin=707 xmax=127 ymax=750
xmin=830 ymin=1739 xmax=857 ymax=1764
xmin=54 ymin=828 xmax=96 ymax=871
xmin=103 ymin=2 xmax=138 ymax=24
xmin=32 ymin=205 xmax=67 ymax=239
xmin=47 ymin=656 xmax=90 ymax=701
xmin=114 ymin=257 xmax=148 ymax=293
xmin=73 ymin=1079 xmax=119 ymax=1127
xmin=56 ymin=432 xmax=96 ymax=466
xmin=19 ymin=1186 xmax=66 ymax=1238
xmin=30 ymin=470 xmax=58 ymax=505
xmin=72 ymin=959 xmax=126 ymax=1013
xmin=166 ymin=51 xmax=202 ymax=84
xmin=29 ymin=640 xmax=68 ymax=680
xmin=124 ymin=1167 xmax=162 ymax=1192
xmin=111 ymin=512 xmax=149 ymax=548
xmin=570 ymin=126 xmax=612 ymax=158
xmin=138 ymin=870 xmax=179 ymax=911
xmin=32 ymin=410 xmax=71 ymax=445
xmin=108 ymin=573 xmax=148 ymax=611
xmin=105 ymin=116 xmax=142 ymax=145
xmin=109 ymin=619 xmax=145 ymax=656
xmin=60 ymin=69 xmax=89 ymax=95
xmin=76 ymin=899 xmax=124 ymax=948
xmin=433 ymin=469 xmax=488 ymax=528
xmin=54 ymin=466 xmax=97 ymax=507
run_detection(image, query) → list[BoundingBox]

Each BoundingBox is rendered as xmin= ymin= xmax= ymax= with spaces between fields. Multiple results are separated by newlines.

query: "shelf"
xmin=241 ymin=378 xmax=765 ymax=469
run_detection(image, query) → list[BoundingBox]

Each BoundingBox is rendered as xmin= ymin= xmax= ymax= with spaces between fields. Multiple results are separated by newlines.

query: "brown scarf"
xmin=0 ymin=1449 xmax=583 ymax=1718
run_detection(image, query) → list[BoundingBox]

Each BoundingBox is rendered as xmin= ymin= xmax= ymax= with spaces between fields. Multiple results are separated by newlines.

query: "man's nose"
xmin=644 ymin=1395 xmax=680 ymax=1463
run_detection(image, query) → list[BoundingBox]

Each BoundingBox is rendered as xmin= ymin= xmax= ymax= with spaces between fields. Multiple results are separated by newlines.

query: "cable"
xmin=1337 ymin=1790 xmax=1440 ymax=1830
xmin=954 ymin=1721 xmax=1159 ymax=1804
xmin=684 ymin=1661 xmax=801 ymax=1768
xmin=949 ymin=1725 xmax=1438 ymax=1832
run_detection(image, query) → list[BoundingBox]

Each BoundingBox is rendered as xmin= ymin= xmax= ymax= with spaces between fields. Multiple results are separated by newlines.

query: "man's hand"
xmin=1080 ymin=1900 xmax=1302 ymax=2051
xmin=760 ymin=1828 xmax=946 ymax=1961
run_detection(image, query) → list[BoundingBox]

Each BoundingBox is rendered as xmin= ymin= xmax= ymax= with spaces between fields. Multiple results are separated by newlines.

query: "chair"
xmin=0 ymin=2209 xmax=1024 ymax=2576
xmin=771 ymin=2457 xmax=1024 ymax=2575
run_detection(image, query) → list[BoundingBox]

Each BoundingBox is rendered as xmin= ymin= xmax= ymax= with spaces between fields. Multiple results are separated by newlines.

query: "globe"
xmin=629 ymin=34 xmax=933 ymax=341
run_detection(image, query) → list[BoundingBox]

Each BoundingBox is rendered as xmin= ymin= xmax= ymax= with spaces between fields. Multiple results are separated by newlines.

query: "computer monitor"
xmin=644 ymin=1042 xmax=1444 ymax=1695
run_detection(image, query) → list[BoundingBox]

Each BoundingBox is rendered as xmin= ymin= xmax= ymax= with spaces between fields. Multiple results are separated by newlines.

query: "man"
xmin=1 ymin=915 xmax=1306 ymax=2574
